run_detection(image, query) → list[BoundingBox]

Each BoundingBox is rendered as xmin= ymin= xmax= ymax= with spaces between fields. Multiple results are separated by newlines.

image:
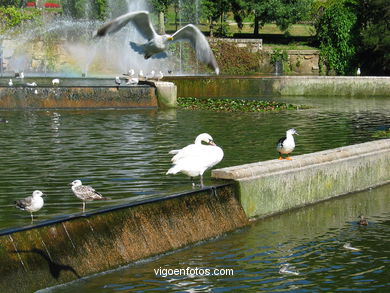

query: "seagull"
xmin=8 ymin=79 xmax=13 ymax=86
xmin=358 ymin=215 xmax=368 ymax=225
xmin=15 ymin=72 xmax=24 ymax=79
xmin=343 ymin=243 xmax=360 ymax=251
xmin=156 ymin=71 xmax=163 ymax=81
xmin=126 ymin=77 xmax=139 ymax=85
xmin=26 ymin=82 xmax=37 ymax=87
xmin=145 ymin=70 xmax=155 ymax=80
xmin=70 ymin=180 xmax=110 ymax=212
xmin=0 ymin=118 xmax=8 ymax=123
xmin=357 ymin=68 xmax=361 ymax=76
xmin=279 ymin=264 xmax=299 ymax=275
xmin=276 ymin=128 xmax=299 ymax=160
xmin=138 ymin=70 xmax=145 ymax=81
xmin=166 ymin=133 xmax=224 ymax=188
xmin=52 ymin=78 xmax=60 ymax=86
xmin=15 ymin=190 xmax=46 ymax=222
xmin=34 ymin=89 xmax=38 ymax=95
xmin=115 ymin=76 xmax=121 ymax=89
xmin=94 ymin=10 xmax=219 ymax=74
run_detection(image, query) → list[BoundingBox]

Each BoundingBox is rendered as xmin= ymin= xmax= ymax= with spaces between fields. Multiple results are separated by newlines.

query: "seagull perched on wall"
xmin=276 ymin=128 xmax=299 ymax=160
xmin=8 ymin=79 xmax=13 ymax=87
xmin=156 ymin=71 xmax=164 ymax=81
xmin=52 ymin=78 xmax=60 ymax=86
xmin=94 ymin=10 xmax=219 ymax=74
xmin=15 ymin=190 xmax=46 ymax=222
xmin=166 ymin=133 xmax=224 ymax=188
xmin=70 ymin=180 xmax=110 ymax=212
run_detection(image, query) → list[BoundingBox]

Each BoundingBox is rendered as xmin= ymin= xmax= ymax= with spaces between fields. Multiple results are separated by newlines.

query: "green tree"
xmin=201 ymin=0 xmax=232 ymax=37
xmin=150 ymin=0 xmax=173 ymax=34
xmin=357 ymin=0 xmax=390 ymax=75
xmin=315 ymin=0 xmax=358 ymax=75
xmin=247 ymin=0 xmax=313 ymax=36
xmin=0 ymin=6 xmax=40 ymax=34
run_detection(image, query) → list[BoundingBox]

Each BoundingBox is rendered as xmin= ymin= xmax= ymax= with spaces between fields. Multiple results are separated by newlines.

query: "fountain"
xmin=0 ymin=0 xmax=205 ymax=77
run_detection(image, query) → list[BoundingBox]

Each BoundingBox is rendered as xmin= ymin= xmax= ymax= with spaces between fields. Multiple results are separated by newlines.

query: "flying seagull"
xmin=94 ymin=10 xmax=219 ymax=74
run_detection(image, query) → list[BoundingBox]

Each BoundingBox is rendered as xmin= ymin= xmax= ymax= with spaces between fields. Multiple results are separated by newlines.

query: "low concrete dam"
xmin=212 ymin=139 xmax=390 ymax=218
xmin=0 ymin=185 xmax=247 ymax=292
xmin=0 ymin=138 xmax=389 ymax=292
xmin=165 ymin=76 xmax=390 ymax=98
xmin=0 ymin=78 xmax=177 ymax=109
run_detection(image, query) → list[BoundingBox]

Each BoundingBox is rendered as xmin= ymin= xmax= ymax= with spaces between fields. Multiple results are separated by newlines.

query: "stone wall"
xmin=212 ymin=139 xmax=390 ymax=219
xmin=0 ymin=185 xmax=248 ymax=292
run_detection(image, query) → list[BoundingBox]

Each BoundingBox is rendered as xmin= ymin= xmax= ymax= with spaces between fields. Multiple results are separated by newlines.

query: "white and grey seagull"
xmin=15 ymin=190 xmax=46 ymax=222
xmin=94 ymin=10 xmax=219 ymax=74
xmin=70 ymin=180 xmax=110 ymax=212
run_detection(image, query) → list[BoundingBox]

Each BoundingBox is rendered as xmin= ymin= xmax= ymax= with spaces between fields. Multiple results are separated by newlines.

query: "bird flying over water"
xmin=94 ymin=10 xmax=219 ymax=74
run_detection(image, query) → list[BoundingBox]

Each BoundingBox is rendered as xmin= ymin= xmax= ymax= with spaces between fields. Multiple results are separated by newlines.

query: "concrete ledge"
xmin=165 ymin=76 xmax=390 ymax=97
xmin=152 ymin=81 xmax=177 ymax=108
xmin=0 ymin=78 xmax=164 ymax=109
xmin=212 ymin=139 xmax=390 ymax=218
xmin=0 ymin=184 xmax=248 ymax=292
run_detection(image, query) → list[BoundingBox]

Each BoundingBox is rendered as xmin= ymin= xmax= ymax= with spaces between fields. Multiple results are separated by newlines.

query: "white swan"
xmin=166 ymin=133 xmax=224 ymax=187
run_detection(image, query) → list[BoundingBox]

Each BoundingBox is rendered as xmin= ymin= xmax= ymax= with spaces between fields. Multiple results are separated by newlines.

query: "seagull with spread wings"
xmin=94 ymin=11 xmax=219 ymax=74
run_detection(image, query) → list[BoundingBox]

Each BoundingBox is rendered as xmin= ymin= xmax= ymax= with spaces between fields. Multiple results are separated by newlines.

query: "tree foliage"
xmin=247 ymin=0 xmax=313 ymax=36
xmin=357 ymin=0 xmax=390 ymax=75
xmin=0 ymin=6 xmax=40 ymax=34
xmin=315 ymin=0 xmax=358 ymax=75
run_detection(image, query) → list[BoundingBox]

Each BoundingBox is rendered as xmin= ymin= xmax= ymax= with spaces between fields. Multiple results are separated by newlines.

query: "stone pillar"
xmin=154 ymin=81 xmax=177 ymax=109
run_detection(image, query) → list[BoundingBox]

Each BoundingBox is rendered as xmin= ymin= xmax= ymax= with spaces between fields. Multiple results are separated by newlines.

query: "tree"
xmin=247 ymin=0 xmax=313 ymax=36
xmin=357 ymin=0 xmax=390 ymax=75
xmin=315 ymin=0 xmax=358 ymax=75
xmin=150 ymin=0 xmax=173 ymax=34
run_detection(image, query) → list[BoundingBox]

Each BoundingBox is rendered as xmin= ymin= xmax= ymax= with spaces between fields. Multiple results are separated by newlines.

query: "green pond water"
xmin=0 ymin=93 xmax=389 ymax=292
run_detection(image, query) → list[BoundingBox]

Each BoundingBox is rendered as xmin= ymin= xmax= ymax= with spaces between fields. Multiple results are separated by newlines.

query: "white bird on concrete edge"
xmin=52 ymin=78 xmax=60 ymax=86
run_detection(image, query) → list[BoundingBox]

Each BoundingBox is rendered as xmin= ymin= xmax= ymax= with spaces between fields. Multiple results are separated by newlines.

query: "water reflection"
xmin=0 ymin=96 xmax=389 ymax=229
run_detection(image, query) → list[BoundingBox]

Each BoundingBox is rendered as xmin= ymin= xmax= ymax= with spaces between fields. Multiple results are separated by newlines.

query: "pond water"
xmin=1 ymin=95 xmax=390 ymax=230
xmin=44 ymin=182 xmax=390 ymax=292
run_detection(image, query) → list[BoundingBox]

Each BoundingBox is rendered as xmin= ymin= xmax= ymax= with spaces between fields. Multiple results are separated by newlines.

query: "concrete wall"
xmin=212 ymin=139 xmax=390 ymax=219
xmin=165 ymin=76 xmax=390 ymax=97
xmin=0 ymin=185 xmax=248 ymax=292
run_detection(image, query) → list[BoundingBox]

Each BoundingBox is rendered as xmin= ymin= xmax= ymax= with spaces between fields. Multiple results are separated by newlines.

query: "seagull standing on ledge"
xmin=8 ymin=79 xmax=13 ymax=86
xmin=15 ymin=190 xmax=46 ymax=222
xmin=276 ymin=128 xmax=299 ymax=160
xmin=70 ymin=180 xmax=110 ymax=212
xmin=94 ymin=10 xmax=219 ymax=74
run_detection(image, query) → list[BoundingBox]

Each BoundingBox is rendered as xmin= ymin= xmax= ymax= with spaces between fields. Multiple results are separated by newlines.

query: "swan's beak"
xmin=209 ymin=140 xmax=216 ymax=146
xmin=168 ymin=36 xmax=173 ymax=41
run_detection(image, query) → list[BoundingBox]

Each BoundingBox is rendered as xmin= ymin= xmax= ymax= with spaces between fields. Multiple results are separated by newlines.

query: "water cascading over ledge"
xmin=0 ymin=78 xmax=177 ymax=109
xmin=0 ymin=184 xmax=248 ymax=292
